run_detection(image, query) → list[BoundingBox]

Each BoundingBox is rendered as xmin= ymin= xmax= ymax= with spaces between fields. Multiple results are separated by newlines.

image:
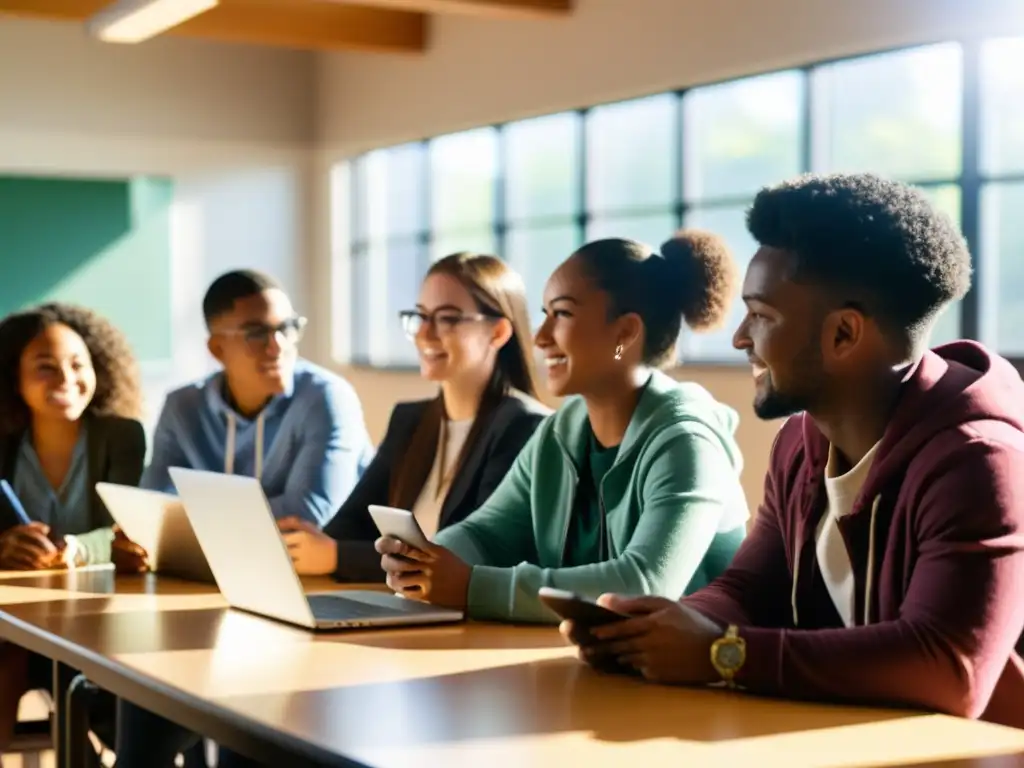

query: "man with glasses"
xmin=140 ymin=269 xmax=372 ymax=526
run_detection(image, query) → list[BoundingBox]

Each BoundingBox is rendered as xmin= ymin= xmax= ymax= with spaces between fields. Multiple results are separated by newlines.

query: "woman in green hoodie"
xmin=378 ymin=231 xmax=750 ymax=623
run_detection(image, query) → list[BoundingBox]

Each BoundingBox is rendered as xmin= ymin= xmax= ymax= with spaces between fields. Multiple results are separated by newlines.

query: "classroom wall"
xmin=314 ymin=0 xmax=1024 ymax=509
xmin=0 ymin=175 xmax=175 ymax=362
xmin=0 ymin=18 xmax=317 ymax=429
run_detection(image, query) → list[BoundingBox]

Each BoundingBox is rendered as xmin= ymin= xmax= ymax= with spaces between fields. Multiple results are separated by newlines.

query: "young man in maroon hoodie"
xmin=564 ymin=173 xmax=1024 ymax=729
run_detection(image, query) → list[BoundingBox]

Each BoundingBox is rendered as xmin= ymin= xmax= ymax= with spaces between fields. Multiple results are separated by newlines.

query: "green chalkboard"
xmin=0 ymin=175 xmax=173 ymax=362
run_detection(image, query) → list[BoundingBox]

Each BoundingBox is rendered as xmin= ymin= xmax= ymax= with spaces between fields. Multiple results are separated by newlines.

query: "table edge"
xmin=0 ymin=605 xmax=363 ymax=768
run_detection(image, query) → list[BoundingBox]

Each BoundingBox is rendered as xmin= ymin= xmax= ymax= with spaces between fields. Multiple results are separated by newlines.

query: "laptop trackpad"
xmin=308 ymin=590 xmax=462 ymax=618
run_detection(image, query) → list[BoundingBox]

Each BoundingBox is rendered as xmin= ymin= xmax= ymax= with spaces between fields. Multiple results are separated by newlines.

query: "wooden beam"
xmin=0 ymin=0 xmax=427 ymax=53
xmin=325 ymin=0 xmax=571 ymax=20
xmin=178 ymin=1 xmax=426 ymax=53
xmin=0 ymin=0 xmax=114 ymax=23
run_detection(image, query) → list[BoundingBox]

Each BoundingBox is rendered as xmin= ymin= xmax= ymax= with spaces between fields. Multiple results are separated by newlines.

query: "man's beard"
xmin=752 ymin=343 xmax=823 ymax=421
xmin=754 ymin=377 xmax=808 ymax=420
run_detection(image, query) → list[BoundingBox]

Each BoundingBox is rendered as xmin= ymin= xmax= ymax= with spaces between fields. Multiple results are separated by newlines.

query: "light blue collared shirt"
xmin=12 ymin=426 xmax=90 ymax=539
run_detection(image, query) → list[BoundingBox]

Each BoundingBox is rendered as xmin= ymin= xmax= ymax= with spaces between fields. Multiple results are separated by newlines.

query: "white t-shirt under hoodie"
xmin=816 ymin=440 xmax=881 ymax=627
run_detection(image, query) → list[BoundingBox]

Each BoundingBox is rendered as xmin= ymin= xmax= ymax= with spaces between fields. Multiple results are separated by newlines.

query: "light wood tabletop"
xmin=1 ymin=570 xmax=1023 ymax=767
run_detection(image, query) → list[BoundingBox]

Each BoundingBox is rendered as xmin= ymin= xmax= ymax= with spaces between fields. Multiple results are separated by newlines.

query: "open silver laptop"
xmin=95 ymin=483 xmax=215 ymax=583
xmin=167 ymin=467 xmax=465 ymax=630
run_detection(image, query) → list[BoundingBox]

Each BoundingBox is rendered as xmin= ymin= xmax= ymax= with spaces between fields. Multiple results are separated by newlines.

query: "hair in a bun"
xmin=573 ymin=230 xmax=739 ymax=366
xmin=658 ymin=229 xmax=739 ymax=332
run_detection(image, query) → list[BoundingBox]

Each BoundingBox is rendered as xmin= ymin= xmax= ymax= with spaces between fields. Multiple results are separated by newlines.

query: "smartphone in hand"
xmin=368 ymin=505 xmax=431 ymax=550
xmin=539 ymin=587 xmax=637 ymax=676
xmin=538 ymin=587 xmax=627 ymax=628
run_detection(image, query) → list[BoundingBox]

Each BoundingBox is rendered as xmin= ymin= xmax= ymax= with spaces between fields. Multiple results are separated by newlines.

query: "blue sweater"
xmin=141 ymin=359 xmax=373 ymax=525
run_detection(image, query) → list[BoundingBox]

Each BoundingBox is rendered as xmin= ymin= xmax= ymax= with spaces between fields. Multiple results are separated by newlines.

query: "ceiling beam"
xmin=178 ymin=1 xmax=427 ymax=53
xmin=326 ymin=0 xmax=571 ymax=20
xmin=0 ymin=0 xmax=427 ymax=53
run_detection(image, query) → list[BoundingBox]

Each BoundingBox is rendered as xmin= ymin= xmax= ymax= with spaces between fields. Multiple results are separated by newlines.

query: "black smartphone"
xmin=538 ymin=587 xmax=627 ymax=627
xmin=539 ymin=587 xmax=635 ymax=675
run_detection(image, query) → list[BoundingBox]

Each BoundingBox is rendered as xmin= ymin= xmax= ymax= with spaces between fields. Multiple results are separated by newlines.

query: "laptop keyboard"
xmin=307 ymin=594 xmax=410 ymax=620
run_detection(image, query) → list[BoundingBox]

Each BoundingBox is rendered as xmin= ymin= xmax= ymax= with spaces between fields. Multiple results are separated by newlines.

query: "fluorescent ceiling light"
xmin=87 ymin=0 xmax=219 ymax=44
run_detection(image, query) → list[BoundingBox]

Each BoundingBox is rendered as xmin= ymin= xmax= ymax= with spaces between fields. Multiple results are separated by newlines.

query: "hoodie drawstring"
xmin=863 ymin=495 xmax=880 ymax=626
xmin=791 ymin=526 xmax=801 ymax=627
xmin=223 ymin=411 xmax=265 ymax=481
xmin=791 ymin=494 xmax=882 ymax=628
xmin=225 ymin=412 xmax=236 ymax=476
xmin=254 ymin=411 xmax=264 ymax=481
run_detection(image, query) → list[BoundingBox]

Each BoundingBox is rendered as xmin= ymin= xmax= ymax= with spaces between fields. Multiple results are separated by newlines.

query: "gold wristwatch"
xmin=710 ymin=624 xmax=746 ymax=688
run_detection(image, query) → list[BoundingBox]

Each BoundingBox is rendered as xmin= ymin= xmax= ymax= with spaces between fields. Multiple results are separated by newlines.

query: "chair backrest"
xmin=8 ymin=716 xmax=52 ymax=753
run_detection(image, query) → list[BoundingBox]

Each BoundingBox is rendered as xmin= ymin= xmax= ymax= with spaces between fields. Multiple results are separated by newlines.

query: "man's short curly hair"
xmin=746 ymin=172 xmax=972 ymax=342
xmin=0 ymin=303 xmax=144 ymax=436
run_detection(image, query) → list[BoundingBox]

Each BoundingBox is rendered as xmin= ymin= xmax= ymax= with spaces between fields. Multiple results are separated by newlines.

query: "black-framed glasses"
xmin=399 ymin=309 xmax=496 ymax=339
xmin=218 ymin=316 xmax=307 ymax=355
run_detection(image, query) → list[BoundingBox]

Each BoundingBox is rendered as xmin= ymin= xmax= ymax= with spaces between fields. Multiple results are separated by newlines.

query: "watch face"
xmin=717 ymin=642 xmax=743 ymax=670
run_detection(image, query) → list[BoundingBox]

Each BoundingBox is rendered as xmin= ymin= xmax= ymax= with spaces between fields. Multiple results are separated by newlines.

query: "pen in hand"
xmin=0 ymin=479 xmax=32 ymax=526
xmin=0 ymin=480 xmax=62 ymax=569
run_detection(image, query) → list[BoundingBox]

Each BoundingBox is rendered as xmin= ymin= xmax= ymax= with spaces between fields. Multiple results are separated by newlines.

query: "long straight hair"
xmin=388 ymin=253 xmax=539 ymax=510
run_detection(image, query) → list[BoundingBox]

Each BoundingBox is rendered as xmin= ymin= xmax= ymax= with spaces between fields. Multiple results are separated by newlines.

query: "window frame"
xmin=341 ymin=39 xmax=1017 ymax=370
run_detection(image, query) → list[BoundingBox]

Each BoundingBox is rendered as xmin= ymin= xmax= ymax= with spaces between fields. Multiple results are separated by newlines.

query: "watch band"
xmin=710 ymin=623 xmax=746 ymax=688
xmin=721 ymin=625 xmax=739 ymax=688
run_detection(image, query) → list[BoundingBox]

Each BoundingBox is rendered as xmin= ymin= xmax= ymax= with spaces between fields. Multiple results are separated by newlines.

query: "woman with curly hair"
xmin=0 ymin=302 xmax=149 ymax=755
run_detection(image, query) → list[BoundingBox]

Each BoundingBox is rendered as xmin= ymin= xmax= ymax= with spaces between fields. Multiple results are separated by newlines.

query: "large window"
xmin=347 ymin=144 xmax=430 ymax=366
xmin=586 ymin=93 xmax=679 ymax=236
xmin=811 ymin=43 xmax=964 ymax=346
xmin=505 ymin=112 xmax=582 ymax=317
xmin=811 ymin=44 xmax=962 ymax=180
xmin=682 ymin=70 xmax=805 ymax=360
xmin=979 ymin=37 xmax=1024 ymax=355
xmin=430 ymin=127 xmax=499 ymax=261
xmin=341 ymin=37 xmax=1024 ymax=367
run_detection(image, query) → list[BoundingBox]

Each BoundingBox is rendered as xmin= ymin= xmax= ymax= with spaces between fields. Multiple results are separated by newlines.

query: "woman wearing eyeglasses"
xmin=119 ymin=256 xmax=545 ymax=768
xmin=278 ymin=252 xmax=550 ymax=581
xmin=378 ymin=232 xmax=750 ymax=624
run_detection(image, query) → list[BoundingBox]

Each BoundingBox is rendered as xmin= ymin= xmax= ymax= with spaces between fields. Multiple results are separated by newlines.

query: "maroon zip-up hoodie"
xmin=684 ymin=341 xmax=1024 ymax=728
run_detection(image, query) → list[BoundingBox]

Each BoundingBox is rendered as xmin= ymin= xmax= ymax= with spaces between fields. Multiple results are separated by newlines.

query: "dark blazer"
xmin=0 ymin=415 xmax=147 ymax=534
xmin=324 ymin=392 xmax=550 ymax=582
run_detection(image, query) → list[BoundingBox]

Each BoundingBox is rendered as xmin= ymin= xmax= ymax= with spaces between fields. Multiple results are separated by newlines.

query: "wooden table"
xmin=1 ymin=570 xmax=1023 ymax=767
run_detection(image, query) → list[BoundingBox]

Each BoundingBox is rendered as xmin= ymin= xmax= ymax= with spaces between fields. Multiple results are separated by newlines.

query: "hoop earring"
xmin=614 ymin=344 xmax=623 ymax=361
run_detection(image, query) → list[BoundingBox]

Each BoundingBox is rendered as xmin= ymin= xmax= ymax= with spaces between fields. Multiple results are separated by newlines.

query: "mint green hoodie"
xmin=433 ymin=370 xmax=749 ymax=623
